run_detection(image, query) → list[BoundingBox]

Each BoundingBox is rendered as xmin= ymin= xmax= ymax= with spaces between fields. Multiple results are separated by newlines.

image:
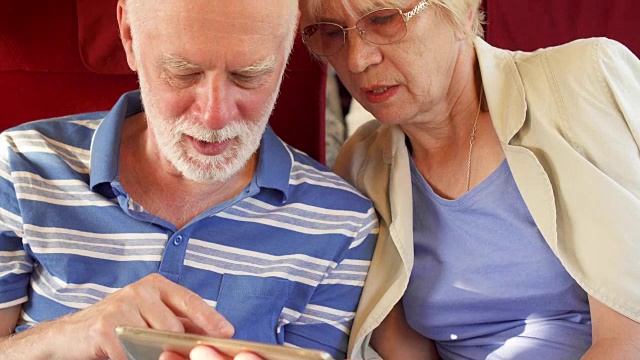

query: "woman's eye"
xmin=320 ymin=27 xmax=344 ymax=39
xmin=368 ymin=13 xmax=398 ymax=26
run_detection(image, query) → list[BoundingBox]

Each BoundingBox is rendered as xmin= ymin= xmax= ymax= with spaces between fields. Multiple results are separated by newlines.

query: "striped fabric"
xmin=0 ymin=91 xmax=378 ymax=359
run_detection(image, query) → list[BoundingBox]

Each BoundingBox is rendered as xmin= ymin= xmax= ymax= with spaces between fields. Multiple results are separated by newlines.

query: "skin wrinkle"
xmin=116 ymin=0 xmax=302 ymax=224
xmin=0 ymin=2 xmax=308 ymax=359
xmin=117 ymin=0 xmax=303 ymax=229
xmin=127 ymin=0 xmax=297 ymax=84
xmin=301 ymin=1 xmax=640 ymax=360
xmin=157 ymin=54 xmax=277 ymax=89
xmin=303 ymin=0 xmax=485 ymax=40
xmin=126 ymin=0 xmax=297 ymax=89
xmin=126 ymin=0 xmax=298 ymax=59
xmin=119 ymin=0 xmax=299 ymax=184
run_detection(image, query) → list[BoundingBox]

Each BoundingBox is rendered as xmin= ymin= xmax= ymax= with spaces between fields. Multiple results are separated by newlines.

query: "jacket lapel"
xmin=475 ymin=37 xmax=560 ymax=253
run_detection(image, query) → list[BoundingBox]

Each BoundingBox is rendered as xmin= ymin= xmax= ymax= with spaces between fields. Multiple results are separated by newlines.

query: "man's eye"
xmin=162 ymin=71 xmax=201 ymax=88
xmin=176 ymin=72 xmax=200 ymax=80
xmin=232 ymin=74 xmax=265 ymax=89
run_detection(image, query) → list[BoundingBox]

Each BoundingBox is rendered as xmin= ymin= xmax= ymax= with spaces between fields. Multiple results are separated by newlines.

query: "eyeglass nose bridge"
xmin=342 ymin=25 xmax=370 ymax=45
xmin=342 ymin=24 xmax=365 ymax=34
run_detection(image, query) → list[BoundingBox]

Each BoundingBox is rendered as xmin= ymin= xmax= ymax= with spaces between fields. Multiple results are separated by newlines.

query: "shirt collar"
xmin=90 ymin=90 xmax=143 ymax=191
xmin=254 ymin=125 xmax=292 ymax=202
xmin=89 ymin=90 xmax=293 ymax=201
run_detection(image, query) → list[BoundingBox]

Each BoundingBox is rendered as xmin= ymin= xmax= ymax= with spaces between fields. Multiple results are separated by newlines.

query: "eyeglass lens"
xmin=304 ymin=8 xmax=407 ymax=56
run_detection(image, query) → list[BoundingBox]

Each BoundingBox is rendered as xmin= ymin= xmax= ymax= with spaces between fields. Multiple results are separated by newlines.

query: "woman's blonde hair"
xmin=301 ymin=0 xmax=485 ymax=40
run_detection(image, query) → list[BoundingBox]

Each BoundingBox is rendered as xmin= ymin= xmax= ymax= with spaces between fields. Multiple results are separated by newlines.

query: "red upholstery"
xmin=484 ymin=0 xmax=640 ymax=57
xmin=0 ymin=0 xmax=327 ymax=163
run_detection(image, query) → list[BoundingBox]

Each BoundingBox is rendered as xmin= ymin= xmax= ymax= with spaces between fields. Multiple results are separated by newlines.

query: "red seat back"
xmin=484 ymin=0 xmax=640 ymax=57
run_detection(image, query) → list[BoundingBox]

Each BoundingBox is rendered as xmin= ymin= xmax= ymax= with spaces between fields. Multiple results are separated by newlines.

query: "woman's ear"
xmin=454 ymin=7 xmax=475 ymax=40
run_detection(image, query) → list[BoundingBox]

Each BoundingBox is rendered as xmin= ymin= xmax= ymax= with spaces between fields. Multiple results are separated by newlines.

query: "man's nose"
xmin=197 ymin=74 xmax=237 ymax=130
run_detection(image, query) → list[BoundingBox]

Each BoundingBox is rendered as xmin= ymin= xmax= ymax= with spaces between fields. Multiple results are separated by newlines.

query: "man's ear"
xmin=117 ymin=0 xmax=138 ymax=72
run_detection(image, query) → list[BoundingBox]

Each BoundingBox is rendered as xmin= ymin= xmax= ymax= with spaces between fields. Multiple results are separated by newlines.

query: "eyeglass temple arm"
xmin=403 ymin=0 xmax=430 ymax=22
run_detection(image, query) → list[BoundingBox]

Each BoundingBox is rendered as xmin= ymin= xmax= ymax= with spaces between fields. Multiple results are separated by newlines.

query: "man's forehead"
xmin=132 ymin=0 xmax=297 ymax=31
xmin=130 ymin=0 xmax=296 ymax=72
xmin=130 ymin=1 xmax=297 ymax=52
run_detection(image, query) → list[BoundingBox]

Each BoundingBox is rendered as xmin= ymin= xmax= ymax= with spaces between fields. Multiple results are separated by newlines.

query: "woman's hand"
xmin=160 ymin=346 xmax=263 ymax=360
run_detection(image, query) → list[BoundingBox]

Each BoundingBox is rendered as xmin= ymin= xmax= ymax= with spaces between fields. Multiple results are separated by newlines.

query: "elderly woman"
xmin=299 ymin=0 xmax=640 ymax=359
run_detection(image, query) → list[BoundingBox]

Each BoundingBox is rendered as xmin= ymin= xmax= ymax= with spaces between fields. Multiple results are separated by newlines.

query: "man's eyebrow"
xmin=234 ymin=55 xmax=277 ymax=77
xmin=158 ymin=54 xmax=203 ymax=72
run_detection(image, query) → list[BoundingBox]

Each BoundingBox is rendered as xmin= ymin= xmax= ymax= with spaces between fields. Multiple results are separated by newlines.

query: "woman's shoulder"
xmin=513 ymin=37 xmax=635 ymax=79
xmin=507 ymin=37 xmax=639 ymax=118
xmin=512 ymin=37 xmax=626 ymax=58
xmin=333 ymin=121 xmax=399 ymax=186
xmin=347 ymin=120 xmax=383 ymax=142
xmin=333 ymin=120 xmax=381 ymax=182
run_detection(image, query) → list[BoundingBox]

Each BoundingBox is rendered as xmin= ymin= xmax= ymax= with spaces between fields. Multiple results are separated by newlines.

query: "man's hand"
xmin=0 ymin=273 xmax=234 ymax=360
xmin=160 ymin=345 xmax=263 ymax=360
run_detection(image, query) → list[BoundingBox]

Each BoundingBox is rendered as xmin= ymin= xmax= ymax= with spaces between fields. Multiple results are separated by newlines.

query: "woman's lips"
xmin=362 ymin=85 xmax=400 ymax=104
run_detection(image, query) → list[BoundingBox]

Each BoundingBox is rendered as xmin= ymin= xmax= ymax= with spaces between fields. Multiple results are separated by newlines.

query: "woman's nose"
xmin=345 ymin=31 xmax=383 ymax=74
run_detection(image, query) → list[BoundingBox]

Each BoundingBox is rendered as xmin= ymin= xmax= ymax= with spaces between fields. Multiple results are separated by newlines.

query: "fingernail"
xmin=218 ymin=321 xmax=234 ymax=337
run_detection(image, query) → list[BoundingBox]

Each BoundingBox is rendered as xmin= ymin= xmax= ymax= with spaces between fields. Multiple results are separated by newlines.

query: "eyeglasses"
xmin=302 ymin=0 xmax=431 ymax=57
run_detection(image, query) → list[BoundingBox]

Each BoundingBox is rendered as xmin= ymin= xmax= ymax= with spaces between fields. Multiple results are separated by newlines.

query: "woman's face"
xmin=316 ymin=1 xmax=470 ymax=125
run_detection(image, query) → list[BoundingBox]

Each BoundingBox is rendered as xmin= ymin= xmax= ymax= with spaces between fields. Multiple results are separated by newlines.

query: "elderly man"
xmin=0 ymin=0 xmax=377 ymax=359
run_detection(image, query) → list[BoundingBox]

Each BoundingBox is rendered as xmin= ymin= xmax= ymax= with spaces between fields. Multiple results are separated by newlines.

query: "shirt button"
xmin=173 ymin=235 xmax=184 ymax=246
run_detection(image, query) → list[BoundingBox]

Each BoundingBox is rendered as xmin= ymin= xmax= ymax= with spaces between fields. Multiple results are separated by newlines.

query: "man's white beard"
xmin=139 ymin=84 xmax=276 ymax=183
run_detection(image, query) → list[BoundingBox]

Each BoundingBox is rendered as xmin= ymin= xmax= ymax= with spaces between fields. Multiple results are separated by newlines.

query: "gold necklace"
xmin=465 ymin=87 xmax=483 ymax=191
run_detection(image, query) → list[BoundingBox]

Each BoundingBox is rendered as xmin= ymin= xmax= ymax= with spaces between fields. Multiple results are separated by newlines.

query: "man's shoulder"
xmin=285 ymin=144 xmax=374 ymax=212
xmin=3 ymin=112 xmax=106 ymax=141
xmin=1 ymin=113 xmax=106 ymax=169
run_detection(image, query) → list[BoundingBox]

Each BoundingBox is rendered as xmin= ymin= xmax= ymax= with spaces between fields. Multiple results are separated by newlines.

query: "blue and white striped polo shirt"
xmin=0 ymin=91 xmax=378 ymax=359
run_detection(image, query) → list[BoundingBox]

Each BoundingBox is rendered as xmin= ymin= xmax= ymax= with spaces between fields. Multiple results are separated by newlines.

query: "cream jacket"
xmin=335 ymin=37 xmax=640 ymax=359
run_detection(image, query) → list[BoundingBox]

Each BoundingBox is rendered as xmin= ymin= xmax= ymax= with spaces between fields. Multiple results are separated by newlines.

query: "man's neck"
xmin=117 ymin=113 xmax=257 ymax=229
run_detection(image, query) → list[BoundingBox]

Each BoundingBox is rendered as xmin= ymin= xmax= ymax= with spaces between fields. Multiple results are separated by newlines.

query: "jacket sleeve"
xmin=598 ymin=39 xmax=640 ymax=151
xmin=545 ymin=38 xmax=640 ymax=322
xmin=594 ymin=38 xmax=640 ymax=196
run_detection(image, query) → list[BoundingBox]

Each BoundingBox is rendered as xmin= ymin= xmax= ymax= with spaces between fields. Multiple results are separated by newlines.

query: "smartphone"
xmin=115 ymin=326 xmax=335 ymax=360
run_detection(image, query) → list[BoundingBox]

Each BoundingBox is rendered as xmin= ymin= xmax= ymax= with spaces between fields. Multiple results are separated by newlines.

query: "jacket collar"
xmin=474 ymin=37 xmax=528 ymax=144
